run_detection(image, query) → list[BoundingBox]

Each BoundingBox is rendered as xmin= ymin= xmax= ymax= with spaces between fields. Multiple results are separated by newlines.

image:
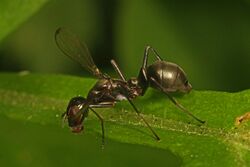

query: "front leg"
xmin=89 ymin=107 xmax=105 ymax=148
xmin=90 ymin=101 xmax=115 ymax=108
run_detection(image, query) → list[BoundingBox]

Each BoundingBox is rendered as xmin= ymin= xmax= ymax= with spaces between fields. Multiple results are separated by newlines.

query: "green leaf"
xmin=0 ymin=0 xmax=48 ymax=42
xmin=0 ymin=72 xmax=250 ymax=167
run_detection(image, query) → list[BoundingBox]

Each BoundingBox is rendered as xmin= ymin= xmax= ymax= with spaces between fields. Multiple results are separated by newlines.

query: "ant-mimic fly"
xmin=55 ymin=27 xmax=205 ymax=146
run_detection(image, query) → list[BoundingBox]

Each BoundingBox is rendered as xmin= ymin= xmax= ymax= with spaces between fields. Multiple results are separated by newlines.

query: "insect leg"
xmin=150 ymin=77 xmax=205 ymax=124
xmin=142 ymin=46 xmax=163 ymax=69
xmin=110 ymin=59 xmax=126 ymax=81
xmin=126 ymin=98 xmax=160 ymax=140
xmin=138 ymin=46 xmax=163 ymax=92
xmin=90 ymin=101 xmax=115 ymax=108
xmin=89 ymin=108 xmax=105 ymax=147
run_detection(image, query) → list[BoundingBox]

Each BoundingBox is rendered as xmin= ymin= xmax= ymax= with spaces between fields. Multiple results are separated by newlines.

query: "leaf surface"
xmin=0 ymin=72 xmax=249 ymax=167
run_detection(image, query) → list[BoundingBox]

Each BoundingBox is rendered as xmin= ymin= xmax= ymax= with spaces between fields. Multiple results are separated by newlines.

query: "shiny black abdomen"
xmin=147 ymin=61 xmax=179 ymax=92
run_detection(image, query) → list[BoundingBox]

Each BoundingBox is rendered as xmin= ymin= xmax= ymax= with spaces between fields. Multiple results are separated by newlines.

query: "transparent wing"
xmin=55 ymin=27 xmax=102 ymax=78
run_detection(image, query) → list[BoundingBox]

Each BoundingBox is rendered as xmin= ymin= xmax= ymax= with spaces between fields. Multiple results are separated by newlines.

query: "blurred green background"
xmin=1 ymin=0 xmax=250 ymax=91
xmin=1 ymin=0 xmax=250 ymax=166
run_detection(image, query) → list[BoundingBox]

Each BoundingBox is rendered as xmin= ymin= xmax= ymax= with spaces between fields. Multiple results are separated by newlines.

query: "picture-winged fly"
xmin=55 ymin=27 xmax=205 ymax=145
xmin=55 ymin=27 xmax=160 ymax=145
